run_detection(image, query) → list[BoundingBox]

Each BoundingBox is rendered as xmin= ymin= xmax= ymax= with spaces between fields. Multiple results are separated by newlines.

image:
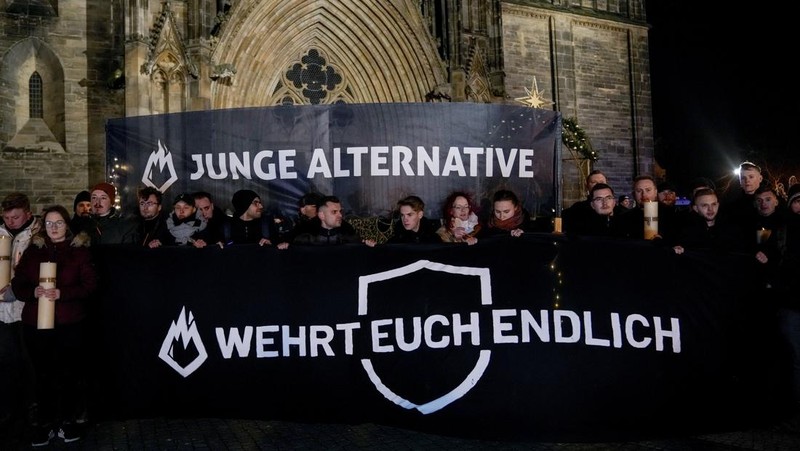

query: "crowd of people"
xmin=1 ymin=161 xmax=799 ymax=446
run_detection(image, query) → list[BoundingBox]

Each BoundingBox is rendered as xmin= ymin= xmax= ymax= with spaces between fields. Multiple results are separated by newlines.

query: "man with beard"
xmin=135 ymin=187 xmax=169 ymax=248
xmin=83 ymin=182 xmax=138 ymax=245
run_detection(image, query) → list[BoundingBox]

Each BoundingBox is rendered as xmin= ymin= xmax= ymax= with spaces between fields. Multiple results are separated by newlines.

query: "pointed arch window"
xmin=29 ymin=72 xmax=43 ymax=118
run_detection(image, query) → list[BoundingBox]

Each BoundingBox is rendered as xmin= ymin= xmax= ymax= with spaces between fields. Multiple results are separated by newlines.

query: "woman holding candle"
xmin=11 ymin=205 xmax=97 ymax=446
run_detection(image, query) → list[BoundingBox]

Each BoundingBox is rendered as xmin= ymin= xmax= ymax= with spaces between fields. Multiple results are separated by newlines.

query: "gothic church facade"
xmin=0 ymin=0 xmax=652 ymax=212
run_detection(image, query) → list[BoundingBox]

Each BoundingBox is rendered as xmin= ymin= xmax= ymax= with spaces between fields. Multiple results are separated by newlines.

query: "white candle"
xmin=643 ymin=201 xmax=659 ymax=240
xmin=0 ymin=235 xmax=11 ymax=288
xmin=37 ymin=262 xmax=57 ymax=330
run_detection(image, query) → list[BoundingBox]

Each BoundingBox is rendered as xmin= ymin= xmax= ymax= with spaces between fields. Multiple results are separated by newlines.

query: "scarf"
xmin=488 ymin=209 xmax=524 ymax=231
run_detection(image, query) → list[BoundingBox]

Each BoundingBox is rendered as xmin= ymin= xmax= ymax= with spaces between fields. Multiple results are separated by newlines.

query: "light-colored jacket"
xmin=0 ymin=216 xmax=42 ymax=323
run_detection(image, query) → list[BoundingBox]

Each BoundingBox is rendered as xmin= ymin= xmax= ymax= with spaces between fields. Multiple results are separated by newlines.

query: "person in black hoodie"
xmin=388 ymin=196 xmax=441 ymax=244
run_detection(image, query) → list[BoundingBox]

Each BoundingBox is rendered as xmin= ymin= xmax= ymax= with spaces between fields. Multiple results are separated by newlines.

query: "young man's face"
xmin=139 ymin=194 xmax=161 ymax=220
xmin=658 ymin=189 xmax=676 ymax=206
xmin=195 ymin=197 xmax=215 ymax=220
xmin=242 ymin=198 xmax=263 ymax=220
xmin=91 ymin=190 xmax=113 ymax=216
xmin=755 ymin=191 xmax=778 ymax=217
xmin=739 ymin=168 xmax=763 ymax=195
xmin=75 ymin=201 xmax=92 ymax=217
xmin=318 ymin=202 xmax=343 ymax=229
xmin=1 ymin=207 xmax=31 ymax=230
xmin=634 ymin=179 xmax=657 ymax=204
xmin=590 ymin=188 xmax=616 ymax=215
xmin=692 ymin=193 xmax=719 ymax=223
xmin=399 ymin=205 xmax=423 ymax=232
xmin=173 ymin=201 xmax=196 ymax=220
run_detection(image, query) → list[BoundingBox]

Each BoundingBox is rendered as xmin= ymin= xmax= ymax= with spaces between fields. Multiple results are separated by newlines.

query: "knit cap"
xmin=73 ymin=190 xmax=91 ymax=210
xmin=90 ymin=182 xmax=116 ymax=201
xmin=232 ymin=190 xmax=259 ymax=216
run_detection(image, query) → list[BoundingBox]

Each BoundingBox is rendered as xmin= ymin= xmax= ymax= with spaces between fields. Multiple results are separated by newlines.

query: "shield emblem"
xmin=358 ymin=260 xmax=492 ymax=414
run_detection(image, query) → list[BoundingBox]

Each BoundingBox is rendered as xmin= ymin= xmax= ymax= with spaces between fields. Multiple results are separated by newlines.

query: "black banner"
xmin=88 ymin=235 xmax=781 ymax=441
xmin=105 ymin=104 xmax=560 ymax=219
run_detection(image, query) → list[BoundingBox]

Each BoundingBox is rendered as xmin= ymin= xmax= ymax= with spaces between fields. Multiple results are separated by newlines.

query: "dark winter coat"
xmin=11 ymin=232 xmax=97 ymax=326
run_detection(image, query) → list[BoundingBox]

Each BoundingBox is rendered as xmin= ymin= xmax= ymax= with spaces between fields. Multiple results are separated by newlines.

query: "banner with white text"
xmin=87 ymin=235 xmax=783 ymax=441
xmin=105 ymin=104 xmax=560 ymax=218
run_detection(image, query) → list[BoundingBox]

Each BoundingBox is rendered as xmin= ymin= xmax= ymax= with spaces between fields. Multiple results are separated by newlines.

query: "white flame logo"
xmin=142 ymin=140 xmax=179 ymax=192
xmin=159 ymin=306 xmax=208 ymax=378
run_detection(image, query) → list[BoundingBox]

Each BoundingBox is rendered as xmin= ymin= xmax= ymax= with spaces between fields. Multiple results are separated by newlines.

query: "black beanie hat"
xmin=73 ymin=190 xmax=91 ymax=211
xmin=232 ymin=190 xmax=259 ymax=216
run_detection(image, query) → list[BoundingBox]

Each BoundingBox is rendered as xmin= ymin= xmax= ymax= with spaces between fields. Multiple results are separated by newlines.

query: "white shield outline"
xmin=358 ymin=260 xmax=492 ymax=414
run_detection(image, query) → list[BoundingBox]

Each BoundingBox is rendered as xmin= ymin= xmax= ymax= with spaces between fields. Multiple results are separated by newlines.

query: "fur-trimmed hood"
xmin=31 ymin=231 xmax=91 ymax=249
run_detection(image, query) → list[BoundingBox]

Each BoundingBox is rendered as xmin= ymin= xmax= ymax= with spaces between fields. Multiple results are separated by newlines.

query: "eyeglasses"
xmin=591 ymin=195 xmax=615 ymax=204
xmin=139 ymin=201 xmax=159 ymax=207
xmin=452 ymin=204 xmax=470 ymax=210
xmin=45 ymin=220 xmax=66 ymax=228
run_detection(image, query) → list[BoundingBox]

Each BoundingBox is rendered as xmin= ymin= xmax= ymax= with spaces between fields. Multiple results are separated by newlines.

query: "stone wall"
xmin=1 ymin=0 xmax=652 ymax=215
xmin=501 ymin=2 xmax=652 ymax=205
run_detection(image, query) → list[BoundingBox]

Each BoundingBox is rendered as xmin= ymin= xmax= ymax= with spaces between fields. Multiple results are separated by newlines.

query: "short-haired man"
xmin=562 ymin=169 xmax=607 ymax=229
xmin=566 ymin=183 xmax=626 ymax=237
xmin=619 ymin=175 xmax=676 ymax=240
xmin=193 ymin=191 xmax=227 ymax=245
xmin=84 ymin=182 xmax=138 ymax=245
xmin=724 ymin=161 xmax=765 ymax=231
xmin=388 ymin=196 xmax=441 ymax=244
xmin=672 ymin=188 xmax=745 ymax=254
xmin=0 ymin=192 xmax=41 ymax=426
xmin=136 ymin=187 xmax=168 ymax=247
xmin=293 ymin=196 xmax=374 ymax=247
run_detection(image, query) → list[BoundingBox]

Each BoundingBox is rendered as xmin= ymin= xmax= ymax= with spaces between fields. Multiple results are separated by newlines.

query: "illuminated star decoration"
xmin=515 ymin=77 xmax=553 ymax=109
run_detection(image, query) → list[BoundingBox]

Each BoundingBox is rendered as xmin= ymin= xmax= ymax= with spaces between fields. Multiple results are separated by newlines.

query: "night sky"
xmin=645 ymin=2 xmax=797 ymax=195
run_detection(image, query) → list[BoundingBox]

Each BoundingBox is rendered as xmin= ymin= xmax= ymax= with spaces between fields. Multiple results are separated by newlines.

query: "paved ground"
xmin=2 ymin=414 xmax=800 ymax=450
